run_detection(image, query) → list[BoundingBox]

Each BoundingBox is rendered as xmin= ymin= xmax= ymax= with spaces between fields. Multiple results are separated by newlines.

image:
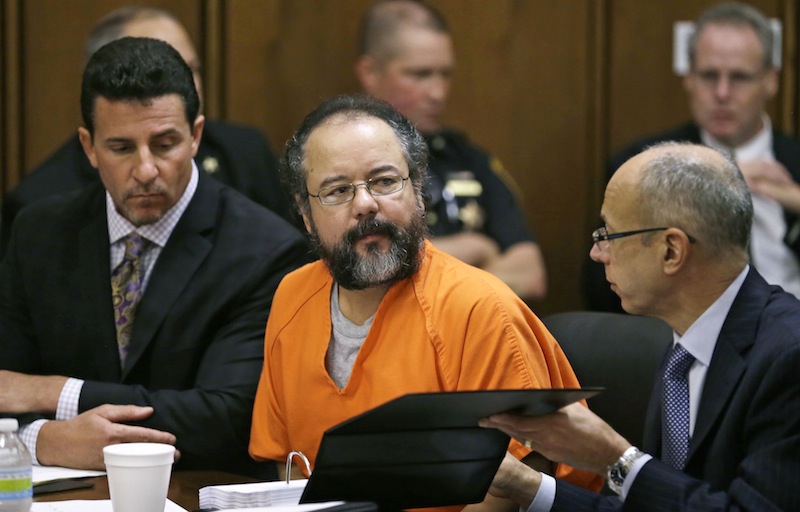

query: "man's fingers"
xmin=112 ymin=423 xmax=177 ymax=446
xmin=95 ymin=404 xmax=155 ymax=422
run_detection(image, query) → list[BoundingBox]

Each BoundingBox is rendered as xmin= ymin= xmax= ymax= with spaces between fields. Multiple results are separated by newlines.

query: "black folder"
xmin=300 ymin=388 xmax=602 ymax=510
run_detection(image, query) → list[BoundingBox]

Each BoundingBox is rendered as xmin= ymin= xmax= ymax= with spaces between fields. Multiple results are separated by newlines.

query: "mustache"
xmin=122 ymin=183 xmax=168 ymax=201
xmin=345 ymin=218 xmax=399 ymax=245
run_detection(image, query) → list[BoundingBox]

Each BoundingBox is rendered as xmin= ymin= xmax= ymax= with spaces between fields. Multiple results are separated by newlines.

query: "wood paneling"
xmin=2 ymin=0 xmax=799 ymax=313
xmin=224 ymin=0 xmax=596 ymax=314
xmin=17 ymin=0 xmax=200 ymax=175
xmin=607 ymin=0 xmax=787 ymax=156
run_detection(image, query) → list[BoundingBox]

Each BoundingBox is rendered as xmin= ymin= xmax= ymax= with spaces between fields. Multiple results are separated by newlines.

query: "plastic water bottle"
xmin=0 ymin=419 xmax=32 ymax=512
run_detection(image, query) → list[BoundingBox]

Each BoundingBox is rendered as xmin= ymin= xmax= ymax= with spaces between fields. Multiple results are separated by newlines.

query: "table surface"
xmin=34 ymin=470 xmax=258 ymax=511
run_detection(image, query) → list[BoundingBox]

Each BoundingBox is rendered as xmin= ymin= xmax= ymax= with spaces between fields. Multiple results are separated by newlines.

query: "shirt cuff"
xmin=525 ymin=472 xmax=556 ymax=512
xmin=620 ymin=453 xmax=653 ymax=500
xmin=18 ymin=419 xmax=47 ymax=466
xmin=56 ymin=378 xmax=84 ymax=420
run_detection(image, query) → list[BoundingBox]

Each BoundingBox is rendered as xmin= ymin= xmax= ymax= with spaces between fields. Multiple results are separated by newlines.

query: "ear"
xmin=764 ymin=68 xmax=779 ymax=99
xmin=296 ymin=195 xmax=313 ymax=234
xmin=191 ymin=115 xmax=205 ymax=158
xmin=661 ymin=228 xmax=692 ymax=276
xmin=355 ymin=55 xmax=380 ymax=94
xmin=78 ymin=127 xmax=99 ymax=169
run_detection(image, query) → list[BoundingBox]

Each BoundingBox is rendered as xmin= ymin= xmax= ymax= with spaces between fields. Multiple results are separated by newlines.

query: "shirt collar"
xmin=700 ymin=114 xmax=773 ymax=162
xmin=674 ymin=265 xmax=750 ymax=366
xmin=107 ymin=160 xmax=199 ymax=247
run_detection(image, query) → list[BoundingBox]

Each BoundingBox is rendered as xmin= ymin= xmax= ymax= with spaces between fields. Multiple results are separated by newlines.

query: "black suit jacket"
xmin=0 ymin=172 xmax=310 ymax=478
xmin=0 ymin=119 xmax=299 ymax=255
xmin=585 ymin=122 xmax=800 ymax=312
xmin=553 ymin=268 xmax=800 ymax=511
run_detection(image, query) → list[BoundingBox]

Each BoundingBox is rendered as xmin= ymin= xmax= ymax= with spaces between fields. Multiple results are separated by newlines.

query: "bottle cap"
xmin=0 ymin=418 xmax=19 ymax=432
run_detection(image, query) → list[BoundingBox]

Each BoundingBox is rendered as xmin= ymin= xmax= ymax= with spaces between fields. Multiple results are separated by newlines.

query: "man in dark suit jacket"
xmin=0 ymin=6 xmax=297 ymax=255
xmin=585 ymin=3 xmax=800 ymax=311
xmin=481 ymin=143 xmax=800 ymax=511
xmin=0 ymin=37 xmax=308 ymax=478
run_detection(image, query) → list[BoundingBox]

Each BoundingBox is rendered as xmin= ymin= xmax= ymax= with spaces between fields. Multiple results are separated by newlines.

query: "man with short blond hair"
xmin=355 ymin=0 xmax=548 ymax=303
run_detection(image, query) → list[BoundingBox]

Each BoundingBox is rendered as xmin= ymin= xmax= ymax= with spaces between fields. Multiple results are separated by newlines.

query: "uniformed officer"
xmin=355 ymin=0 xmax=547 ymax=302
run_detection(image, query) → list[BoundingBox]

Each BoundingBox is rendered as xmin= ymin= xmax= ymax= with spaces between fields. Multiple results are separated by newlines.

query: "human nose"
xmin=350 ymin=182 xmax=379 ymax=216
xmin=589 ymin=241 xmax=608 ymax=264
xmin=713 ymin=75 xmax=732 ymax=100
xmin=428 ymin=75 xmax=449 ymax=103
xmin=132 ymin=147 xmax=158 ymax=183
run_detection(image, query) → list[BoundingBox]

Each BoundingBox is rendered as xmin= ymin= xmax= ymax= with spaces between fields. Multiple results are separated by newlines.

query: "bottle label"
xmin=0 ymin=468 xmax=32 ymax=499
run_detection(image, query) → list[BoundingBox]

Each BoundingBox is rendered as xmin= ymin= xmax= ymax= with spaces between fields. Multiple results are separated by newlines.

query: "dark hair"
xmin=358 ymin=0 xmax=449 ymax=62
xmin=80 ymin=37 xmax=199 ymax=136
xmin=281 ymin=94 xmax=428 ymax=217
xmin=84 ymin=6 xmax=179 ymax=62
xmin=689 ymin=2 xmax=774 ymax=69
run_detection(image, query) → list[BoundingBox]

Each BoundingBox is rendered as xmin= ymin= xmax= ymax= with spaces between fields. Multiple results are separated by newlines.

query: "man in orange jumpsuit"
xmin=249 ymin=95 xmax=601 ymax=510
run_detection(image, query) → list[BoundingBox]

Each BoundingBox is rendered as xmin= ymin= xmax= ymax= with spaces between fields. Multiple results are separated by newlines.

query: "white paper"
xmin=33 ymin=466 xmax=106 ymax=484
xmin=199 ymin=479 xmax=308 ymax=509
xmin=213 ymin=503 xmax=344 ymax=512
xmin=31 ymin=499 xmax=186 ymax=512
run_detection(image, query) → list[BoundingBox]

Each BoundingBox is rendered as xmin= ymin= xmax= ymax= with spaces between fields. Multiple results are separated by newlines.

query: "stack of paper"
xmin=199 ymin=479 xmax=308 ymax=510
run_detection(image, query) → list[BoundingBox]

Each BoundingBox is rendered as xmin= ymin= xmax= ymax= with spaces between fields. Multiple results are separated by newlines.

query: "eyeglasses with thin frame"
xmin=591 ymin=226 xmax=697 ymax=252
xmin=308 ymin=174 xmax=410 ymax=206
xmin=691 ymin=69 xmax=767 ymax=91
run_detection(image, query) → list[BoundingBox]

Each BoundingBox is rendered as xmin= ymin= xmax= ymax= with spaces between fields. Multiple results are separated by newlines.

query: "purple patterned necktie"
xmin=111 ymin=233 xmax=146 ymax=368
xmin=661 ymin=343 xmax=695 ymax=469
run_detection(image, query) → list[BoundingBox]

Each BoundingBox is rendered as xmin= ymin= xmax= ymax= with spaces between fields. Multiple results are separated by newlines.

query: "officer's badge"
xmin=202 ymin=156 xmax=220 ymax=174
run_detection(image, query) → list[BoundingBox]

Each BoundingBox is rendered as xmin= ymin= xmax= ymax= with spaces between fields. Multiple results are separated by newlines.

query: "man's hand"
xmin=738 ymin=159 xmax=794 ymax=192
xmin=430 ymin=232 xmax=500 ymax=267
xmin=738 ymin=159 xmax=800 ymax=213
xmin=36 ymin=404 xmax=177 ymax=469
xmin=0 ymin=370 xmax=67 ymax=413
xmin=486 ymin=451 xmax=541 ymax=509
xmin=480 ymin=402 xmax=631 ymax=475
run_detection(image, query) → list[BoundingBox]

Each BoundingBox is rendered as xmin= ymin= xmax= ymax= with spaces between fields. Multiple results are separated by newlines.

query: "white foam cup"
xmin=103 ymin=443 xmax=175 ymax=512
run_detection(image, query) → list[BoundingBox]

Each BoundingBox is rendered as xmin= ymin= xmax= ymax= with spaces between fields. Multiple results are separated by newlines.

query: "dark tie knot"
xmin=123 ymin=233 xmax=147 ymax=261
xmin=665 ymin=343 xmax=695 ymax=380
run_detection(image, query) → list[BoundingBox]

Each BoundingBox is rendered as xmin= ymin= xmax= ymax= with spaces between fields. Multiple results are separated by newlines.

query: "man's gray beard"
xmin=309 ymin=211 xmax=427 ymax=291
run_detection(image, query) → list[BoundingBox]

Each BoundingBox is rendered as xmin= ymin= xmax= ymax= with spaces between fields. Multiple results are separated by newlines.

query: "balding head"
xmin=618 ymin=143 xmax=753 ymax=259
xmin=359 ymin=0 xmax=449 ymax=64
xmin=85 ymin=7 xmax=202 ymax=104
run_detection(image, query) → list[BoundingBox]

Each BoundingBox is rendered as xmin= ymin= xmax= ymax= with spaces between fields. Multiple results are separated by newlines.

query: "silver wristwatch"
xmin=606 ymin=446 xmax=645 ymax=495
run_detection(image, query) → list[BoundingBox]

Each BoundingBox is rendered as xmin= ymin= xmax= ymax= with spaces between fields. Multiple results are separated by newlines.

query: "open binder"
xmin=300 ymin=388 xmax=602 ymax=509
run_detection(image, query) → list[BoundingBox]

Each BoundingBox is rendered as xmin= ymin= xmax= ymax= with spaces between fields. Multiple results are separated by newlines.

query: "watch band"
xmin=606 ymin=446 xmax=645 ymax=495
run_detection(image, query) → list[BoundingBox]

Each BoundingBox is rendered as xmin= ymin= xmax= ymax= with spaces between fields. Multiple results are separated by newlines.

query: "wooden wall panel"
xmin=607 ymin=0 xmax=786 ymax=157
xmin=4 ymin=0 xmax=800 ymax=313
xmin=18 ymin=0 xmax=200 ymax=178
xmin=442 ymin=0 xmax=596 ymax=315
xmin=224 ymin=0 xmax=596 ymax=315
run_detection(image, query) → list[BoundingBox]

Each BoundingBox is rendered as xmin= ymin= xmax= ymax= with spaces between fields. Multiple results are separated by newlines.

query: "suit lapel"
xmin=643 ymin=269 xmax=768 ymax=466
xmin=77 ymin=193 xmax=121 ymax=380
xmin=121 ymin=175 xmax=218 ymax=378
xmin=686 ymin=270 xmax=766 ymax=465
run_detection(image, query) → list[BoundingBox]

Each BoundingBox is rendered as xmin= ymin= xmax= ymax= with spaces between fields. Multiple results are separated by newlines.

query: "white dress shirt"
xmin=701 ymin=117 xmax=800 ymax=299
